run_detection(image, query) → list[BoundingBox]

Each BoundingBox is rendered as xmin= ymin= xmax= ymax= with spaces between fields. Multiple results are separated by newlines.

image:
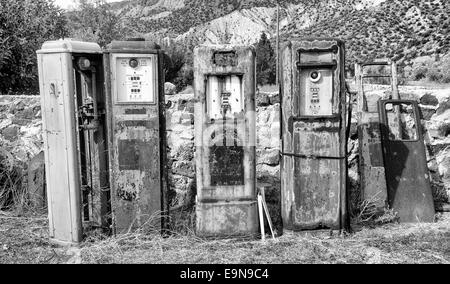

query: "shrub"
xmin=66 ymin=0 xmax=126 ymax=48
xmin=255 ymin=32 xmax=276 ymax=86
xmin=0 ymin=148 xmax=24 ymax=211
xmin=0 ymin=0 xmax=67 ymax=94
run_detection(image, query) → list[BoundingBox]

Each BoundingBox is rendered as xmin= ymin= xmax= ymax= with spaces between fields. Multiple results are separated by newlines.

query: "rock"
xmin=256 ymin=93 xmax=270 ymax=107
xmin=258 ymin=148 xmax=280 ymax=166
xmin=436 ymin=147 xmax=450 ymax=189
xmin=420 ymin=93 xmax=439 ymax=106
xmin=9 ymin=100 xmax=25 ymax=114
xmin=180 ymin=112 xmax=194 ymax=125
xmin=170 ymin=142 xmax=194 ymax=161
xmin=164 ymin=82 xmax=177 ymax=96
xmin=169 ymin=110 xmax=183 ymax=126
xmin=27 ymin=151 xmax=46 ymax=209
xmin=169 ymin=174 xmax=196 ymax=207
xmin=1 ymin=125 xmax=19 ymax=141
xmin=269 ymin=93 xmax=280 ymax=105
xmin=171 ymin=160 xmax=195 ymax=178
xmin=436 ymin=98 xmax=450 ymax=115
xmin=419 ymin=106 xmax=437 ymax=121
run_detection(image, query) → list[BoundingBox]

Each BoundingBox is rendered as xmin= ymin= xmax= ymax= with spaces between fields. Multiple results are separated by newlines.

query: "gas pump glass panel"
xmin=206 ymin=75 xmax=244 ymax=119
xmin=384 ymin=103 xmax=418 ymax=141
xmin=299 ymin=68 xmax=333 ymax=116
xmin=379 ymin=100 xmax=435 ymax=223
xmin=114 ymin=55 xmax=157 ymax=104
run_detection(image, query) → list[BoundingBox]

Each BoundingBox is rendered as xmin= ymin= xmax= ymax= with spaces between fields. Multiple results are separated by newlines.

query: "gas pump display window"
xmin=206 ymin=75 xmax=244 ymax=119
xmin=299 ymin=68 xmax=333 ymax=116
xmin=115 ymin=56 xmax=156 ymax=103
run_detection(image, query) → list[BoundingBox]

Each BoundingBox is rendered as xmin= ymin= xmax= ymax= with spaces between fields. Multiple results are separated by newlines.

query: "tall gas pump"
xmin=37 ymin=39 xmax=110 ymax=245
xmin=104 ymin=40 xmax=168 ymax=234
xmin=280 ymin=38 xmax=349 ymax=232
xmin=194 ymin=45 xmax=258 ymax=237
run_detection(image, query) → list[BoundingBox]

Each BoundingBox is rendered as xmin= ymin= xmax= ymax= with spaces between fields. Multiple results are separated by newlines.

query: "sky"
xmin=53 ymin=0 xmax=123 ymax=10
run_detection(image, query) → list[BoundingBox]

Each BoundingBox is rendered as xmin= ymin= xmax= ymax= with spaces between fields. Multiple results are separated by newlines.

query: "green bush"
xmin=0 ymin=0 xmax=67 ymax=94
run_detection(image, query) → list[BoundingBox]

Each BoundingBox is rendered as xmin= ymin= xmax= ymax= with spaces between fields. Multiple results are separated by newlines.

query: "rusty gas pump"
xmin=280 ymin=38 xmax=349 ymax=232
xmin=194 ymin=45 xmax=258 ymax=237
xmin=37 ymin=39 xmax=110 ymax=245
xmin=104 ymin=40 xmax=168 ymax=234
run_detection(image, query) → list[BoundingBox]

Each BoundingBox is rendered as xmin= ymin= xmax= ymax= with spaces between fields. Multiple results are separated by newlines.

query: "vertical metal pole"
xmin=355 ymin=63 xmax=364 ymax=113
xmin=391 ymin=62 xmax=400 ymax=100
xmin=276 ymin=0 xmax=280 ymax=86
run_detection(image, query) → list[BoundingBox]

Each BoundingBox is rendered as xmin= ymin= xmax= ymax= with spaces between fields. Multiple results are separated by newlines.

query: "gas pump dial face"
xmin=115 ymin=55 xmax=156 ymax=104
xmin=299 ymin=69 xmax=333 ymax=116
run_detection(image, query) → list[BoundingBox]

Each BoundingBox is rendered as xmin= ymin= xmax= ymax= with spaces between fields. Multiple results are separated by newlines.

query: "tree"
xmin=0 ymin=0 xmax=67 ymax=94
xmin=255 ymin=32 xmax=276 ymax=86
xmin=67 ymin=0 xmax=126 ymax=48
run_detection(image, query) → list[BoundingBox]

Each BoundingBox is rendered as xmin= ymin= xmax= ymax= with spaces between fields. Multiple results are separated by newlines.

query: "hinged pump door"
xmin=281 ymin=39 xmax=348 ymax=231
xmin=378 ymin=100 xmax=435 ymax=222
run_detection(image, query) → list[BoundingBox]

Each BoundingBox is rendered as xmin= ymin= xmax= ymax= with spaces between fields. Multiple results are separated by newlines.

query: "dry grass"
xmin=0 ymin=212 xmax=72 ymax=264
xmin=78 ymin=214 xmax=450 ymax=264
xmin=1 ymin=211 xmax=449 ymax=264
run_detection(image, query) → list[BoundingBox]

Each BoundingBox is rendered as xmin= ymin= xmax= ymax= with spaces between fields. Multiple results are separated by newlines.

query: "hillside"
xmin=286 ymin=0 xmax=450 ymax=68
xmin=103 ymin=0 xmax=450 ymax=71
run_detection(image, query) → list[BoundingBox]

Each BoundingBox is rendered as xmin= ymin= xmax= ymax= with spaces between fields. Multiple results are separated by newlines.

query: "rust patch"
xmin=209 ymin=146 xmax=245 ymax=186
xmin=213 ymin=51 xmax=238 ymax=66
xmin=124 ymin=108 xmax=147 ymax=115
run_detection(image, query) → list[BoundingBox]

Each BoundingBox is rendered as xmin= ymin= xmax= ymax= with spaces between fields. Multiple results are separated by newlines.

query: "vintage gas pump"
xmin=194 ymin=45 xmax=258 ymax=237
xmin=37 ymin=39 xmax=110 ymax=245
xmin=104 ymin=40 xmax=168 ymax=234
xmin=280 ymin=38 xmax=349 ymax=232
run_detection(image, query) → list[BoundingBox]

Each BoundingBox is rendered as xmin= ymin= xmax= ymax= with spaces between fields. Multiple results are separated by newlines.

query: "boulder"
xmin=164 ymin=82 xmax=177 ymax=96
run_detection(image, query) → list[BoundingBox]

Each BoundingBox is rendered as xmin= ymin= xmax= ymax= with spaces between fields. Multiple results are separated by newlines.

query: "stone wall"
xmin=1 ymin=84 xmax=449 ymax=223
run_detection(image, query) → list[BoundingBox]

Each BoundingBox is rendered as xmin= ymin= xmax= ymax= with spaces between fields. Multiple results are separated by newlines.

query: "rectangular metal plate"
xmin=209 ymin=146 xmax=245 ymax=186
xmin=118 ymin=139 xmax=153 ymax=171
xmin=213 ymin=51 xmax=238 ymax=66
xmin=299 ymin=69 xmax=333 ymax=116
xmin=114 ymin=55 xmax=157 ymax=103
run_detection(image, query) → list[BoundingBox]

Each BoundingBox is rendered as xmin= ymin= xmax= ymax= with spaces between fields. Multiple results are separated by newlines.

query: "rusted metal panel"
xmin=356 ymin=62 xmax=400 ymax=210
xmin=358 ymin=112 xmax=388 ymax=209
xmin=196 ymin=201 xmax=258 ymax=237
xmin=280 ymin=38 xmax=348 ymax=232
xmin=378 ymin=100 xmax=435 ymax=223
xmin=194 ymin=45 xmax=257 ymax=237
xmin=105 ymin=42 xmax=168 ymax=233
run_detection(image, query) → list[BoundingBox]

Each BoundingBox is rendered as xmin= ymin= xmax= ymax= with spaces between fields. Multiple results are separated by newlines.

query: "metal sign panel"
xmin=280 ymin=38 xmax=348 ymax=232
xmin=378 ymin=100 xmax=435 ymax=222
xmin=194 ymin=45 xmax=257 ymax=237
xmin=105 ymin=42 xmax=168 ymax=234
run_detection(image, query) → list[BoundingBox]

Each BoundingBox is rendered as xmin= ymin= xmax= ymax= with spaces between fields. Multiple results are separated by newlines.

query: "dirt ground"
xmin=0 ymin=211 xmax=449 ymax=264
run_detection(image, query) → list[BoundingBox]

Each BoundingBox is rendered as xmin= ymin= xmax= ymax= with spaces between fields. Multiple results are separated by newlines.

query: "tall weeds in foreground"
xmin=81 ymin=211 xmax=204 ymax=263
xmin=0 ymin=148 xmax=26 ymax=212
xmin=352 ymin=191 xmax=399 ymax=226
